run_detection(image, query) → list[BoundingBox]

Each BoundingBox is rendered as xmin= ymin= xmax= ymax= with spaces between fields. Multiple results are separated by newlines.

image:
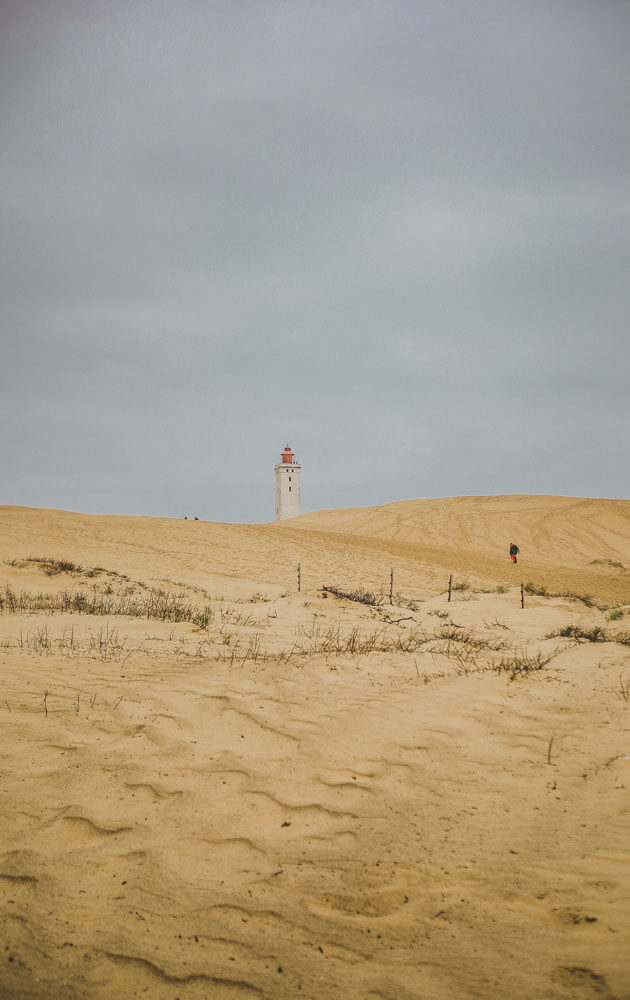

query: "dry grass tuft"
xmin=0 ymin=583 xmax=213 ymax=628
xmin=546 ymin=624 xmax=609 ymax=643
xmin=322 ymin=584 xmax=382 ymax=606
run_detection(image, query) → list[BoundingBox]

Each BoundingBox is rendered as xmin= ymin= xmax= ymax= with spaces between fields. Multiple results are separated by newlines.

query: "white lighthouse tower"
xmin=275 ymin=445 xmax=301 ymax=520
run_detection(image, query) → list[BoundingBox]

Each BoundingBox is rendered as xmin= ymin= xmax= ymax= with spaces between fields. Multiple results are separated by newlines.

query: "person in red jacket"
xmin=509 ymin=542 xmax=519 ymax=564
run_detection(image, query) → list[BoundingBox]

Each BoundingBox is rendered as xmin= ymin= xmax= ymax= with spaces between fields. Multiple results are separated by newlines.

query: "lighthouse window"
xmin=289 ymin=486 xmax=291 ymax=492
xmin=289 ymin=476 xmax=291 ymax=481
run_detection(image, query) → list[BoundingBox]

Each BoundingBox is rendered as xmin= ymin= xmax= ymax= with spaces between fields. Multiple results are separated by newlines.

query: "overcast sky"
xmin=1 ymin=0 xmax=628 ymax=522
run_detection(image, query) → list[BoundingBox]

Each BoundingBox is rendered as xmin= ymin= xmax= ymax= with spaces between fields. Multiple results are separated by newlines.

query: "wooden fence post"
xmin=521 ymin=582 xmax=525 ymax=609
xmin=389 ymin=568 xmax=394 ymax=604
xmin=298 ymin=563 xmax=301 ymax=592
xmin=448 ymin=575 xmax=453 ymax=602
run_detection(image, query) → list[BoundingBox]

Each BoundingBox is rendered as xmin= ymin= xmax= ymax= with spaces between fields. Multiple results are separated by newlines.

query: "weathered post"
xmin=389 ymin=568 xmax=394 ymax=604
xmin=448 ymin=575 xmax=453 ymax=602
xmin=521 ymin=582 xmax=525 ymax=609
xmin=298 ymin=563 xmax=301 ymax=592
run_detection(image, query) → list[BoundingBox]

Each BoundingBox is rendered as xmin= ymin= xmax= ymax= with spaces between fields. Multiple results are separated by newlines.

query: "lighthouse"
xmin=275 ymin=445 xmax=301 ymax=520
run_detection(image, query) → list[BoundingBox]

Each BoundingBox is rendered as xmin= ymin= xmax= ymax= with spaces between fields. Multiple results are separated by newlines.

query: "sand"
xmin=0 ymin=496 xmax=629 ymax=1000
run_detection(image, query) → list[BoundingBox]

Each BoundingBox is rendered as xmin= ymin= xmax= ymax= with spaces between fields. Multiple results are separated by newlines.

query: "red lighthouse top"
xmin=281 ymin=445 xmax=295 ymax=464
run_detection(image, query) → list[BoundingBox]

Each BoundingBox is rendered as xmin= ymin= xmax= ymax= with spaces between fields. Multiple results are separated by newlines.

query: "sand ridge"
xmin=0 ymin=500 xmax=629 ymax=999
xmin=288 ymin=495 xmax=630 ymax=565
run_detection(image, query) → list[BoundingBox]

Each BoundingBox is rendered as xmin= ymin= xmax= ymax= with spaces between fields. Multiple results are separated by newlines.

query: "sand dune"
xmin=290 ymin=495 xmax=630 ymax=566
xmin=0 ymin=499 xmax=629 ymax=999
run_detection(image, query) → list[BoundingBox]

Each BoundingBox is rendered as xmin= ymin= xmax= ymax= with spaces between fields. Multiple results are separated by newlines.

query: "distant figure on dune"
xmin=510 ymin=542 xmax=519 ymax=564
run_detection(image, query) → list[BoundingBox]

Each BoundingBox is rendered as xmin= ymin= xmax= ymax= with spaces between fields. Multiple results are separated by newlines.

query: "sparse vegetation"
xmin=524 ymin=582 xmax=549 ymax=598
xmin=217 ymin=607 xmax=256 ymax=626
xmin=322 ymin=585 xmax=381 ymax=607
xmin=546 ymin=624 xmax=608 ymax=643
xmin=4 ymin=556 xmax=130 ymax=580
xmin=494 ymin=647 xmax=558 ymax=678
xmin=559 ymin=591 xmax=595 ymax=608
xmin=191 ymin=608 xmax=214 ymax=630
xmin=211 ymin=617 xmax=518 ymax=671
xmin=524 ymin=582 xmax=595 ymax=607
xmin=0 ymin=583 xmax=212 ymax=627
xmin=393 ymin=593 xmax=421 ymax=611
xmin=8 ymin=623 xmax=131 ymax=661
xmin=5 ymin=548 xmax=628 ymax=684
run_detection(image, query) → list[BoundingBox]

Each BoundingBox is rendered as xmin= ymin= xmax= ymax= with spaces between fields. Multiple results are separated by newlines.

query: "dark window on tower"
xmin=289 ymin=486 xmax=291 ymax=492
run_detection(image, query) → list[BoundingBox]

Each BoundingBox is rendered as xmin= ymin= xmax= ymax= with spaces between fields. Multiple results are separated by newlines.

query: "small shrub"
xmin=322 ymin=585 xmax=381 ymax=607
xmin=525 ymin=582 xmax=549 ymax=597
xmin=495 ymin=648 xmax=556 ymax=677
xmin=496 ymin=584 xmax=508 ymax=594
xmin=37 ymin=557 xmax=82 ymax=576
xmin=192 ymin=608 xmax=213 ymax=630
xmin=524 ymin=583 xmax=595 ymax=607
xmin=607 ymin=608 xmax=624 ymax=622
xmin=560 ymin=591 xmax=595 ymax=608
xmin=5 ymin=556 xmax=130 ymax=582
xmin=546 ymin=624 xmax=608 ymax=643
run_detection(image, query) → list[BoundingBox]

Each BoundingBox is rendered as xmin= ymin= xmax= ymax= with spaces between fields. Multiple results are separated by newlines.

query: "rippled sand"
xmin=0 ymin=497 xmax=629 ymax=999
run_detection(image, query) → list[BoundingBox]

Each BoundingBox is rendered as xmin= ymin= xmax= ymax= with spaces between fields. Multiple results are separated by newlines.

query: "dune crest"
xmin=287 ymin=494 xmax=630 ymax=565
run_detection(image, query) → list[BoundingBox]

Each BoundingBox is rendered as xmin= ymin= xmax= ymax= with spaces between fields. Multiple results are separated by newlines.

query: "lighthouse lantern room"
xmin=275 ymin=444 xmax=301 ymax=520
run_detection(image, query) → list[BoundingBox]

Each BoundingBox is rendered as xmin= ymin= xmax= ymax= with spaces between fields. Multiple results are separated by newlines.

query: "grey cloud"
xmin=1 ymin=0 xmax=628 ymax=519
